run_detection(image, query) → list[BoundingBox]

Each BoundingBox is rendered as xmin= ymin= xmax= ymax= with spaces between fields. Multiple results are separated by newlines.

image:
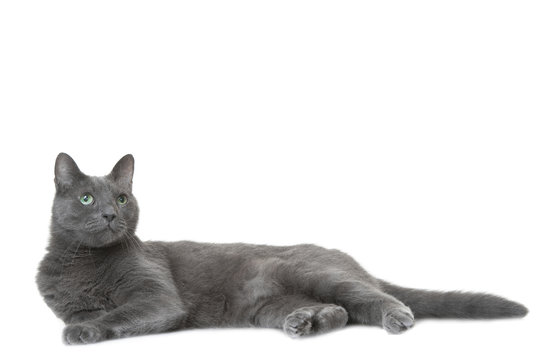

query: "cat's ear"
xmin=109 ymin=154 xmax=134 ymax=189
xmin=55 ymin=153 xmax=84 ymax=190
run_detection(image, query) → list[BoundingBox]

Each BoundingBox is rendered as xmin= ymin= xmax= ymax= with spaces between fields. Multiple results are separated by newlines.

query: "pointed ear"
xmin=109 ymin=154 xmax=134 ymax=189
xmin=55 ymin=153 xmax=83 ymax=190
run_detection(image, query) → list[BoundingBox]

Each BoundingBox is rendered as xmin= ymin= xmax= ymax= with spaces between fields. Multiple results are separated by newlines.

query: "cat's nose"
xmin=102 ymin=213 xmax=116 ymax=223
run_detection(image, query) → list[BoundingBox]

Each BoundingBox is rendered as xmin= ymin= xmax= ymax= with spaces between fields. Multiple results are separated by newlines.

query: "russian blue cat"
xmin=37 ymin=153 xmax=528 ymax=344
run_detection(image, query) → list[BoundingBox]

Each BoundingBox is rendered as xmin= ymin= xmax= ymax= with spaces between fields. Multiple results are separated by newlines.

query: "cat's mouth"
xmin=82 ymin=219 xmax=129 ymax=247
xmin=101 ymin=223 xmax=124 ymax=237
xmin=86 ymin=225 xmax=115 ymax=234
xmin=85 ymin=220 xmax=122 ymax=234
xmin=91 ymin=224 xmax=126 ymax=247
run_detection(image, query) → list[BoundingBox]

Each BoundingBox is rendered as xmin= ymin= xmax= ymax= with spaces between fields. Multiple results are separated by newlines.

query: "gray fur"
xmin=36 ymin=153 xmax=528 ymax=345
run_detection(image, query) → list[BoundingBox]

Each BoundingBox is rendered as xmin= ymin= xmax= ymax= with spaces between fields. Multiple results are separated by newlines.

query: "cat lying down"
xmin=37 ymin=153 xmax=528 ymax=344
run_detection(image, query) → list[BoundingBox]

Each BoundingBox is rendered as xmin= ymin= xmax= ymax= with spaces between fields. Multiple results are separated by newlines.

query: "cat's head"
xmin=51 ymin=153 xmax=139 ymax=248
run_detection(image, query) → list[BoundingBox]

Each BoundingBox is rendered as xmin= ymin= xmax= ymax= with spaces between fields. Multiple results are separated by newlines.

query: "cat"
xmin=37 ymin=153 xmax=528 ymax=345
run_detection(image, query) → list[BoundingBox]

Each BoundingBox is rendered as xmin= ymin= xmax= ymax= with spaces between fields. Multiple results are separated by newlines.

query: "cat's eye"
xmin=117 ymin=194 xmax=128 ymax=205
xmin=79 ymin=194 xmax=94 ymax=206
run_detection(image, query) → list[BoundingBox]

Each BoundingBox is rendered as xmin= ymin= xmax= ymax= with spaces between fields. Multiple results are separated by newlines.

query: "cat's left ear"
xmin=109 ymin=154 xmax=134 ymax=189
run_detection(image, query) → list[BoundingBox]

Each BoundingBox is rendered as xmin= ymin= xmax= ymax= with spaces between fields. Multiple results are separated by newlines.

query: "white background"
xmin=0 ymin=1 xmax=538 ymax=359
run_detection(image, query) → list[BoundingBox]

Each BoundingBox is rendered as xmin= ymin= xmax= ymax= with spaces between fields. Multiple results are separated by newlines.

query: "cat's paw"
xmin=313 ymin=305 xmax=348 ymax=333
xmin=382 ymin=306 xmax=415 ymax=334
xmin=283 ymin=305 xmax=348 ymax=338
xmin=283 ymin=309 xmax=313 ymax=338
xmin=63 ymin=323 xmax=104 ymax=345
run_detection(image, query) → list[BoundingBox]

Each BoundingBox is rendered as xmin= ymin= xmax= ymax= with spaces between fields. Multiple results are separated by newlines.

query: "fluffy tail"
xmin=379 ymin=281 xmax=528 ymax=319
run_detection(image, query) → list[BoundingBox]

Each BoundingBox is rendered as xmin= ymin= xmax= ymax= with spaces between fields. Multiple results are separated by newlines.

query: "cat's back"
xmin=147 ymin=240 xmax=368 ymax=286
xmin=147 ymin=239 xmax=333 ymax=265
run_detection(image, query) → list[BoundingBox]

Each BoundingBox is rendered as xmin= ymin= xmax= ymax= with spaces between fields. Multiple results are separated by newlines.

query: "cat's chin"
xmin=88 ymin=228 xmax=124 ymax=248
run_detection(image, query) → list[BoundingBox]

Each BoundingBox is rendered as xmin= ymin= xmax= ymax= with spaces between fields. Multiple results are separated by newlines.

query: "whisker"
xmin=125 ymin=232 xmax=144 ymax=252
xmin=88 ymin=247 xmax=96 ymax=270
xmin=69 ymin=239 xmax=84 ymax=266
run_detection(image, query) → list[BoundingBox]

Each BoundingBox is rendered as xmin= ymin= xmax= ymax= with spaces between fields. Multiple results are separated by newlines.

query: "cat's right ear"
xmin=54 ymin=153 xmax=83 ymax=191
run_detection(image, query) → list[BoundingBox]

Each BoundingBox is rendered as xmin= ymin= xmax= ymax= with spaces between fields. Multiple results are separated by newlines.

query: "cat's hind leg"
xmin=252 ymin=295 xmax=348 ymax=338
xmin=301 ymin=274 xmax=414 ymax=334
xmin=331 ymin=281 xmax=415 ymax=334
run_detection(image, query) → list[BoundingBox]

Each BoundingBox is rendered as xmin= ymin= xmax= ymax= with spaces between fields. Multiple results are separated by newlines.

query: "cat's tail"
xmin=379 ymin=280 xmax=528 ymax=319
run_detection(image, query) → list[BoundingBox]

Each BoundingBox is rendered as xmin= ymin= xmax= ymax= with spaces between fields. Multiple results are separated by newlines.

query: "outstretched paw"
xmin=383 ymin=306 xmax=415 ymax=334
xmin=283 ymin=310 xmax=313 ymax=338
xmin=63 ymin=323 xmax=104 ymax=345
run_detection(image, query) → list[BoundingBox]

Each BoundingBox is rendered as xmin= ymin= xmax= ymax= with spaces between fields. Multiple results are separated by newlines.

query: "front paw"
xmin=63 ymin=323 xmax=105 ymax=345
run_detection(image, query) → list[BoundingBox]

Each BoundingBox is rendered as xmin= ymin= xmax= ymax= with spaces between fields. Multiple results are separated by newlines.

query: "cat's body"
xmin=37 ymin=154 xmax=528 ymax=344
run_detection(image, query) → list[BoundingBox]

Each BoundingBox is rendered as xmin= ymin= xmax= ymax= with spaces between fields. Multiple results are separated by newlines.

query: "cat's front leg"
xmin=62 ymin=296 xmax=186 ymax=345
xmin=67 ymin=310 xmax=107 ymax=324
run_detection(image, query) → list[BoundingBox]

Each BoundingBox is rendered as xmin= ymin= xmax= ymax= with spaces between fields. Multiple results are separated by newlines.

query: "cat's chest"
xmin=40 ymin=259 xmax=118 ymax=318
xmin=63 ymin=267 xmax=114 ymax=305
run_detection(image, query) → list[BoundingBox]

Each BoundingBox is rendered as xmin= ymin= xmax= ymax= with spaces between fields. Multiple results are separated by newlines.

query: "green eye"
xmin=80 ymin=194 xmax=94 ymax=205
xmin=117 ymin=194 xmax=128 ymax=205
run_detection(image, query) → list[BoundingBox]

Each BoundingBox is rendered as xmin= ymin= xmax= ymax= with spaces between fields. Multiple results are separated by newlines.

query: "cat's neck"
xmin=45 ymin=230 xmax=143 ymax=269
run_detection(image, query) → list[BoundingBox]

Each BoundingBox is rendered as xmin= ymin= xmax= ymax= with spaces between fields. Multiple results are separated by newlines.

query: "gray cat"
xmin=37 ymin=153 xmax=528 ymax=345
